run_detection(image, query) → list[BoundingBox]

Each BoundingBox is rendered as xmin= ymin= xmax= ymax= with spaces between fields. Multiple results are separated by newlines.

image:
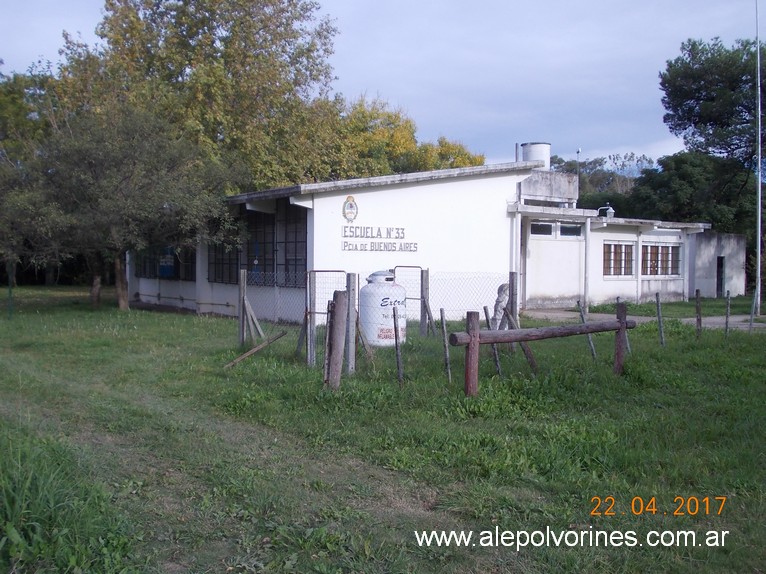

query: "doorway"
xmin=716 ymin=256 xmax=725 ymax=298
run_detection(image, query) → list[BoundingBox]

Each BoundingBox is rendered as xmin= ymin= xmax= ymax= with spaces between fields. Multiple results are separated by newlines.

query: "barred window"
xmin=278 ymin=202 xmax=307 ymax=288
xmin=208 ymin=243 xmax=240 ymax=284
xmin=603 ymin=242 xmax=634 ymax=276
xmin=176 ymin=248 xmax=196 ymax=281
xmin=642 ymin=244 xmax=681 ymax=276
xmin=247 ymin=211 xmax=275 ymax=286
xmin=244 ymin=200 xmax=307 ymax=288
xmin=135 ymin=246 xmax=196 ymax=281
xmin=135 ymin=250 xmax=159 ymax=279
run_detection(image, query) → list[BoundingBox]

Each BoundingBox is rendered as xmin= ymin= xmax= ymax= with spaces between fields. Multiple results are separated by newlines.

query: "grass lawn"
xmin=1 ymin=286 xmax=764 ymax=573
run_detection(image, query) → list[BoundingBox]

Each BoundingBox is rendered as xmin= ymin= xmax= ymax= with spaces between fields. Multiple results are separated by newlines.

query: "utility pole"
xmin=756 ymin=0 xmax=762 ymax=315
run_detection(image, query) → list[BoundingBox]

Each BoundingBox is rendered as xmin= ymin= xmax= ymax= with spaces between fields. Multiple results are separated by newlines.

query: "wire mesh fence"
xmin=238 ymin=268 xmax=516 ymax=380
xmin=226 ymin=270 xmax=758 ymax=391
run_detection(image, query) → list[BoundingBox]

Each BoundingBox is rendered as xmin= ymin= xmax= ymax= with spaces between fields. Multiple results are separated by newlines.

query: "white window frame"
xmin=603 ymin=241 xmax=635 ymax=277
xmin=642 ymin=243 xmax=681 ymax=276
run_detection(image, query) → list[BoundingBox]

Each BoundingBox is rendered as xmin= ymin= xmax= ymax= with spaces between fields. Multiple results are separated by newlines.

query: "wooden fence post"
xmin=614 ymin=302 xmax=628 ymax=375
xmin=695 ymin=289 xmax=702 ymax=339
xmin=325 ymin=290 xmax=348 ymax=391
xmin=322 ymin=300 xmax=333 ymax=382
xmin=464 ymin=311 xmax=480 ymax=397
xmin=725 ymin=290 xmax=731 ymax=337
xmin=656 ymin=292 xmax=666 ymax=347
xmin=503 ymin=308 xmax=538 ymax=373
xmin=440 ymin=308 xmax=452 ymax=384
xmin=616 ymin=296 xmax=632 ymax=354
xmin=577 ymin=300 xmax=597 ymax=359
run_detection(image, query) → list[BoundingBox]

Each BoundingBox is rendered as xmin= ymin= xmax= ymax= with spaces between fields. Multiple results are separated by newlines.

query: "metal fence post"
xmin=345 ymin=273 xmax=357 ymax=375
xmin=238 ymin=269 xmax=247 ymax=346
xmin=307 ymin=271 xmax=316 ymax=367
xmin=420 ymin=268 xmax=430 ymax=336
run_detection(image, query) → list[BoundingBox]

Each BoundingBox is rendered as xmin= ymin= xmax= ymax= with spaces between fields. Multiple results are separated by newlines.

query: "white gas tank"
xmin=359 ymin=270 xmax=407 ymax=347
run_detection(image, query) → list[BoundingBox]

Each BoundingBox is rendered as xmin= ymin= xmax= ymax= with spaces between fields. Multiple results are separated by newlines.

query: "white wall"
xmin=127 ymin=252 xmax=199 ymax=312
xmin=133 ymin=277 xmax=198 ymax=310
xmin=691 ymin=232 xmax=746 ymax=297
xmin=586 ymin=226 xmax=686 ymax=306
xmin=307 ymin=173 xmax=524 ymax=282
xmin=302 ymin=173 xmax=530 ymax=320
xmin=524 ymin=227 xmax=584 ymax=308
xmin=127 ymin=176 xmax=745 ymax=319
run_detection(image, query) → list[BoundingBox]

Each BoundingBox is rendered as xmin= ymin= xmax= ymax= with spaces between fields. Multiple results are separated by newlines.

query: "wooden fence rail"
xmin=449 ymin=303 xmax=636 ymax=396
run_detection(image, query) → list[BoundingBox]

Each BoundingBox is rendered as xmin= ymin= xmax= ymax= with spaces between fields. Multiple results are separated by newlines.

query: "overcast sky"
xmin=0 ymin=0 xmax=760 ymax=163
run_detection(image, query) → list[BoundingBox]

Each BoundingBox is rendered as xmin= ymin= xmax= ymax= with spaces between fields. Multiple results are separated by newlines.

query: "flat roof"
xmin=508 ymin=203 xmax=711 ymax=231
xmin=228 ymin=161 xmax=544 ymax=203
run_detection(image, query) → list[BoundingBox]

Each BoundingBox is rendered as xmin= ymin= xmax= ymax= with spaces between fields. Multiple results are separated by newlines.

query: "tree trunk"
xmin=6 ymin=260 xmax=14 ymax=319
xmin=115 ymin=253 xmax=129 ymax=311
xmin=45 ymin=262 xmax=57 ymax=286
xmin=90 ymin=273 xmax=102 ymax=308
xmin=87 ymin=253 xmax=104 ymax=308
xmin=7 ymin=260 xmax=16 ymax=288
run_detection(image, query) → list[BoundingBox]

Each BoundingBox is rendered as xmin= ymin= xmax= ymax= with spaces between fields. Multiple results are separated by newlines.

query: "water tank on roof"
xmin=521 ymin=142 xmax=551 ymax=170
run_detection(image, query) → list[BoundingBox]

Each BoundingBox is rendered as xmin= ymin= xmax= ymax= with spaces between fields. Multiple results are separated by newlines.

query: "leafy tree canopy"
xmin=35 ymin=102 xmax=238 ymax=308
xmin=0 ymin=0 xmax=486 ymax=300
xmin=94 ymin=0 xmax=338 ymax=188
xmin=69 ymin=1 xmax=484 ymax=187
xmin=631 ymin=151 xmax=754 ymax=236
xmin=336 ymin=97 xmax=484 ymax=179
xmin=0 ymin=71 xmax=66 ymax=270
xmin=660 ymin=38 xmax=763 ymax=167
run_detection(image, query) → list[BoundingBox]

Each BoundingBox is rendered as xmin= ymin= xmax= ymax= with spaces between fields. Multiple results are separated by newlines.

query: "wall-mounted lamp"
xmin=597 ymin=202 xmax=615 ymax=218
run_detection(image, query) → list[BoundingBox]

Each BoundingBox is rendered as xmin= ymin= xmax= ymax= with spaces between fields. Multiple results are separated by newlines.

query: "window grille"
xmin=208 ymin=243 xmax=240 ymax=284
xmin=603 ymin=242 xmax=634 ymax=276
xmin=136 ymin=246 xmax=196 ymax=281
xmin=642 ymin=244 xmax=681 ymax=276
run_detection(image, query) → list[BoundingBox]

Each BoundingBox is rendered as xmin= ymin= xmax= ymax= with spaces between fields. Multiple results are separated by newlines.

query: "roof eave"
xmin=227 ymin=161 xmax=544 ymax=204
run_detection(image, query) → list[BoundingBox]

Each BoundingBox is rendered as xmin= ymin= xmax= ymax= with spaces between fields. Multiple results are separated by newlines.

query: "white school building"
xmin=127 ymin=143 xmax=746 ymax=321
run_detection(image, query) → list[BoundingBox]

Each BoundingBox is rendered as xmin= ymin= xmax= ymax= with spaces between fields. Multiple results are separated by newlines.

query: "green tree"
xmin=407 ymin=136 xmax=485 ymax=172
xmin=337 ymin=97 xmax=419 ymax=177
xmin=36 ymin=103 xmax=237 ymax=309
xmin=95 ymin=0 xmax=338 ymax=188
xmin=335 ymin=97 xmax=483 ymax=178
xmin=660 ymin=38 xmax=764 ymax=167
xmin=551 ymin=153 xmax=651 ymax=196
xmin=630 ymin=150 xmax=760 ymax=290
xmin=0 ymin=71 xmax=66 ymax=296
xmin=630 ymin=151 xmax=754 ymax=235
xmin=56 ymin=3 xmax=484 ymax=188
xmin=0 ymin=72 xmax=47 ymax=161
